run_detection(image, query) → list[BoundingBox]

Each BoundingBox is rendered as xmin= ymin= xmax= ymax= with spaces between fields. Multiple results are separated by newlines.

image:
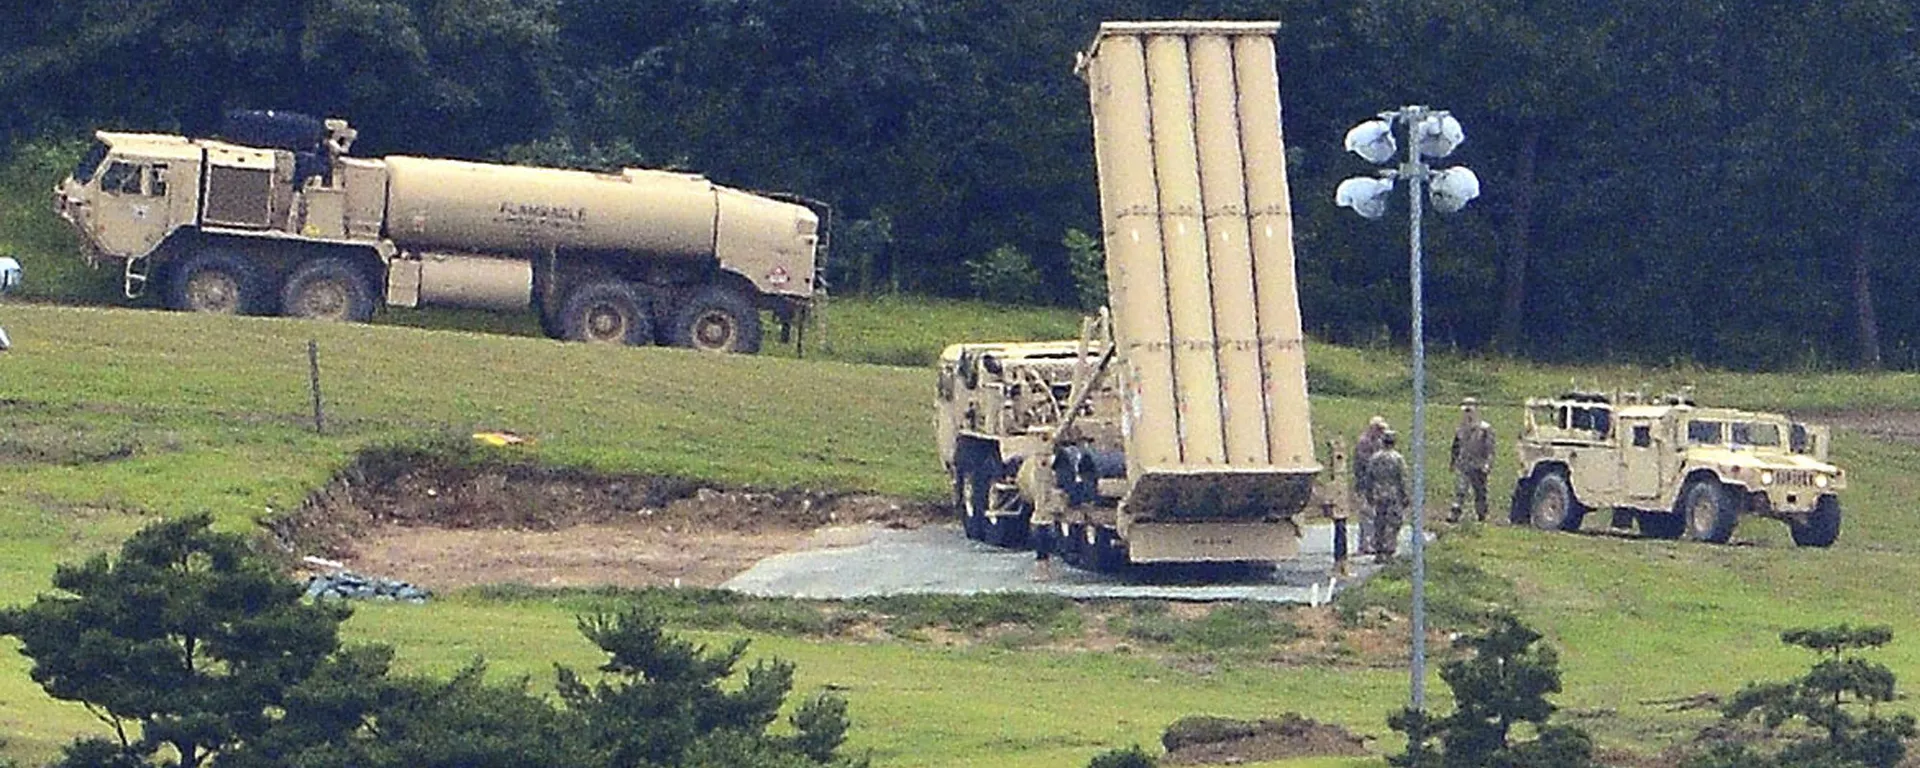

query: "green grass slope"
xmin=1 ymin=298 xmax=1918 ymax=767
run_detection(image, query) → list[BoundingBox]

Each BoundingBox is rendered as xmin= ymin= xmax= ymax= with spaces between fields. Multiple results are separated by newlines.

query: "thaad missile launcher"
xmin=936 ymin=22 xmax=1319 ymax=568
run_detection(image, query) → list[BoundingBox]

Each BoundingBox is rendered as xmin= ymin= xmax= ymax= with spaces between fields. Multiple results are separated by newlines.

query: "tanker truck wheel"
xmin=280 ymin=258 xmax=375 ymax=323
xmin=561 ymin=280 xmax=654 ymax=345
xmin=666 ymin=286 xmax=762 ymax=354
xmin=166 ymin=249 xmax=269 ymax=315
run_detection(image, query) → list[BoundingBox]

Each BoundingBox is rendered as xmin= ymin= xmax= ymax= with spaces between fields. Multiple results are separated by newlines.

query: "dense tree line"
xmin=5 ymin=0 xmax=1918 ymax=369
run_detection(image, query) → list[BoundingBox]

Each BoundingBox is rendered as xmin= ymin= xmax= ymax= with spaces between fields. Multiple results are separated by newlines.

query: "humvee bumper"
xmin=1741 ymin=486 xmax=1831 ymax=515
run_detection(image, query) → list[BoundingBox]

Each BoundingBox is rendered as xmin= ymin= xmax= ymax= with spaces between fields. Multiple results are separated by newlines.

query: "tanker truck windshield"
xmin=51 ymin=113 xmax=823 ymax=354
xmin=71 ymin=141 xmax=109 ymax=184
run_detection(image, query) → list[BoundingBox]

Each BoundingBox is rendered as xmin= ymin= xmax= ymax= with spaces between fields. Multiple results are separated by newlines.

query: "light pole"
xmin=1335 ymin=105 xmax=1480 ymax=710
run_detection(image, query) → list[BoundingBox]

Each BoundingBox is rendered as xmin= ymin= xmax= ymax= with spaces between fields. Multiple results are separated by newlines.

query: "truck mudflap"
xmin=1124 ymin=519 xmax=1301 ymax=563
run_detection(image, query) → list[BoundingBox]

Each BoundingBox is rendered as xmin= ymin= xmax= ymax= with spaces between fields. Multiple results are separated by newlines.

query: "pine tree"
xmin=1388 ymin=614 xmax=1598 ymax=768
xmin=1686 ymin=624 xmax=1916 ymax=768
xmin=556 ymin=607 xmax=861 ymax=768
xmin=0 ymin=513 xmax=349 ymax=768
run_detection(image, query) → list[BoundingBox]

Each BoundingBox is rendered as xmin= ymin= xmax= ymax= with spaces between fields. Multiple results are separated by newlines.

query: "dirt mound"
xmin=266 ymin=446 xmax=941 ymax=590
xmin=1160 ymin=714 xmax=1371 ymax=764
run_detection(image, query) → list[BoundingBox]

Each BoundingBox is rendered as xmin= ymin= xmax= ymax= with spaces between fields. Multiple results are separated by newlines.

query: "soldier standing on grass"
xmin=1352 ymin=416 xmax=1388 ymax=552
xmin=1363 ymin=429 xmax=1410 ymax=561
xmin=1449 ymin=397 xmax=1496 ymax=523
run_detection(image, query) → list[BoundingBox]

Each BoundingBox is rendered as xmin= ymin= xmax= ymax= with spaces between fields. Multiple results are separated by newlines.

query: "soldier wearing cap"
xmin=1449 ymin=397 xmax=1496 ymax=523
xmin=1352 ymin=416 xmax=1389 ymax=552
xmin=1362 ymin=429 xmax=1409 ymax=560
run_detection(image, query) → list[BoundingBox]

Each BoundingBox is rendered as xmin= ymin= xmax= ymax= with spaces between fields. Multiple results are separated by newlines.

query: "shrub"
xmin=1064 ymin=228 xmax=1106 ymax=310
xmin=1086 ymin=744 xmax=1156 ymax=768
xmin=965 ymin=245 xmax=1043 ymax=304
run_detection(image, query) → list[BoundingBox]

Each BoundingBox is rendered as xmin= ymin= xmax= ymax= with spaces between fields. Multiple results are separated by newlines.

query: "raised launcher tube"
xmin=1079 ymin=21 xmax=1319 ymax=562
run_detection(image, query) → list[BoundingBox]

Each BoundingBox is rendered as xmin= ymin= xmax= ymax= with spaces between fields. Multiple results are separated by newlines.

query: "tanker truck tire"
xmin=280 ymin=258 xmax=375 ymax=323
xmin=166 ymin=249 xmax=269 ymax=315
xmin=666 ymin=286 xmax=762 ymax=354
xmin=561 ymin=280 xmax=654 ymax=346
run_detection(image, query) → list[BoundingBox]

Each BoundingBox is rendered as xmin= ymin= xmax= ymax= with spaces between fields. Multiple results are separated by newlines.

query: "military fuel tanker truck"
xmin=935 ymin=21 xmax=1320 ymax=568
xmin=52 ymin=113 xmax=821 ymax=353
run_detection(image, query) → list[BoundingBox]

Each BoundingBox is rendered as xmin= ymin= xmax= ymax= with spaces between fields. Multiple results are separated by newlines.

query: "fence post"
xmin=308 ymin=340 xmax=325 ymax=434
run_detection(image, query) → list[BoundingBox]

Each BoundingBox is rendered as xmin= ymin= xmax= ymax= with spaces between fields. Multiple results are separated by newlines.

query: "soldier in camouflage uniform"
xmin=1352 ymin=416 xmax=1388 ymax=553
xmin=1362 ymin=429 xmax=1410 ymax=560
xmin=1449 ymin=397 xmax=1496 ymax=523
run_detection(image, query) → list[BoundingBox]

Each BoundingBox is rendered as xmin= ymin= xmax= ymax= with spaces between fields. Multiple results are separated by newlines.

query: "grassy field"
xmin=2 ymin=297 xmax=1919 ymax=767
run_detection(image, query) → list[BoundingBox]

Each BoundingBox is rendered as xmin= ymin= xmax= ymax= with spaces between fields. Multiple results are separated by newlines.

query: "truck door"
xmin=89 ymin=159 xmax=175 ymax=258
xmin=1621 ymin=417 xmax=1661 ymax=502
xmin=1566 ymin=404 xmax=1621 ymax=500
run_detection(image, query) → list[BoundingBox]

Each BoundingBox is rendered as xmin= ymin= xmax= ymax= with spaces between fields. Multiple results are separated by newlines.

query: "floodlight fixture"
xmin=1412 ymin=113 xmax=1465 ymax=159
xmin=1344 ymin=119 xmax=1397 ymax=164
xmin=1336 ymin=176 xmax=1396 ymax=219
xmin=1429 ymin=167 xmax=1481 ymax=213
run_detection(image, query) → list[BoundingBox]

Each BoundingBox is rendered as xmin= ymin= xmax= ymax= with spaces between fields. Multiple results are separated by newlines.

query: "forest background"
xmin=4 ymin=0 xmax=1916 ymax=370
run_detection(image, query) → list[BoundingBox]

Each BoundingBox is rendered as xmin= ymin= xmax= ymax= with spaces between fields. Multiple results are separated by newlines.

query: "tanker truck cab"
xmin=56 ymin=133 xmax=204 ymax=272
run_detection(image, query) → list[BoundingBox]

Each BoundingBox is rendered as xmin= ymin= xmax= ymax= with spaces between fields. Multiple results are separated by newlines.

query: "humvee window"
xmin=1687 ymin=420 xmax=1724 ymax=444
xmin=1633 ymin=424 xmax=1651 ymax=447
xmin=1569 ymin=406 xmax=1611 ymax=437
xmin=1730 ymin=422 xmax=1779 ymax=447
xmin=1791 ymin=423 xmax=1812 ymax=454
xmin=99 ymin=162 xmax=141 ymax=195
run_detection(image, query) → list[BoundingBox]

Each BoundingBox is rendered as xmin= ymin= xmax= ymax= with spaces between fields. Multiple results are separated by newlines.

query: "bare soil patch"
xmin=268 ymin=448 xmax=941 ymax=590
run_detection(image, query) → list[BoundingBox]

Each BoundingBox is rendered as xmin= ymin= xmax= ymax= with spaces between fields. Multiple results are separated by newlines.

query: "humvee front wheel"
xmin=1678 ymin=478 xmax=1739 ymax=543
xmin=1528 ymin=472 xmax=1585 ymax=531
xmin=1789 ymin=495 xmax=1841 ymax=548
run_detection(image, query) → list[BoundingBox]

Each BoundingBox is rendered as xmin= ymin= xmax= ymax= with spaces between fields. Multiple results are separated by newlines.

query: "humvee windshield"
xmin=1687 ymin=419 xmax=1781 ymax=447
xmin=1730 ymin=422 xmax=1780 ymax=447
xmin=72 ymin=140 xmax=109 ymax=184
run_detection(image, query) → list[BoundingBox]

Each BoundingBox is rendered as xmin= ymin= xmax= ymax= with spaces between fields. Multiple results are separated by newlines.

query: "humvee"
xmin=1512 ymin=392 xmax=1845 ymax=546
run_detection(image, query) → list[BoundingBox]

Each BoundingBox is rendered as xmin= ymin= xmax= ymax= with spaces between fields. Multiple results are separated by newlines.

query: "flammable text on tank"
xmin=50 ymin=109 xmax=822 ymax=354
xmin=496 ymin=201 xmax=588 ymax=223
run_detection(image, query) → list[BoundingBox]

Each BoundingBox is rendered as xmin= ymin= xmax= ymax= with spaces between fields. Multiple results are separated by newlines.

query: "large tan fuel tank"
xmin=381 ymin=157 xmax=819 ymax=296
xmin=384 ymin=156 xmax=715 ymax=256
xmin=1080 ymin=21 xmax=1319 ymax=526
